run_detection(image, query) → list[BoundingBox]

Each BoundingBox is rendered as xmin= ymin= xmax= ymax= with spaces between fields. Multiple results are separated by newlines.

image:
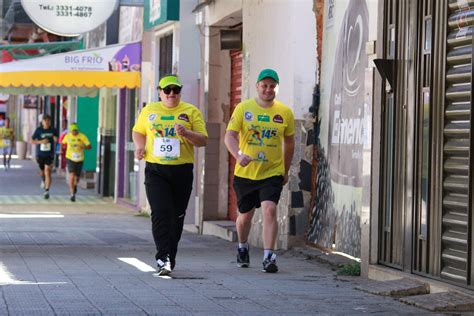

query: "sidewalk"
xmin=0 ymin=156 xmax=96 ymax=198
xmin=0 ymin=204 xmax=438 ymax=315
xmin=0 ymin=159 xmax=437 ymax=314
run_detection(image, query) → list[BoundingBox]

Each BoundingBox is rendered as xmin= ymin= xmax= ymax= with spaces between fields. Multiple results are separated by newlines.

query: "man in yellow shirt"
xmin=132 ymin=74 xmax=208 ymax=276
xmin=0 ymin=117 xmax=14 ymax=171
xmin=225 ymin=69 xmax=295 ymax=273
xmin=60 ymin=123 xmax=91 ymax=202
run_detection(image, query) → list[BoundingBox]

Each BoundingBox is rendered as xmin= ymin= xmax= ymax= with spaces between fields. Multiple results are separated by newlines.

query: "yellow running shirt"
xmin=0 ymin=127 xmax=13 ymax=148
xmin=133 ymin=101 xmax=208 ymax=165
xmin=62 ymin=132 xmax=91 ymax=162
xmin=227 ymin=98 xmax=295 ymax=180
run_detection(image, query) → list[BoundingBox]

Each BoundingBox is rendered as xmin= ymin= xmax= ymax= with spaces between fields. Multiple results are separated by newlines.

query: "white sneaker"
xmin=40 ymin=180 xmax=45 ymax=189
xmin=156 ymin=256 xmax=172 ymax=276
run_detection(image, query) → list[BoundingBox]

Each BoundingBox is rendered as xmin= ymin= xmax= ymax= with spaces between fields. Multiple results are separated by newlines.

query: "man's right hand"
xmin=237 ymin=153 xmax=253 ymax=167
xmin=41 ymin=139 xmax=49 ymax=144
xmin=135 ymin=147 xmax=145 ymax=160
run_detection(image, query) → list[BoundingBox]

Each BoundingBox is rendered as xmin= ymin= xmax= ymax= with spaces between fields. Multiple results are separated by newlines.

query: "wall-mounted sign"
xmin=21 ymin=0 xmax=119 ymax=37
xmin=143 ymin=0 xmax=179 ymax=30
xmin=0 ymin=42 xmax=141 ymax=73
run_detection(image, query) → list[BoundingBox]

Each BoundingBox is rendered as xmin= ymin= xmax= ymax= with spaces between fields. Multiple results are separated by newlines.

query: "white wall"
xmin=175 ymin=0 xmax=201 ymax=108
xmin=119 ymin=6 xmax=144 ymax=43
xmin=206 ymin=0 xmax=243 ymax=26
xmin=242 ymin=0 xmax=316 ymax=119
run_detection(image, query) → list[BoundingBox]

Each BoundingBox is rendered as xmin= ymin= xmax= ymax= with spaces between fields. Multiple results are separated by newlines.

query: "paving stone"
xmin=355 ymin=277 xmax=429 ymax=297
xmin=400 ymin=291 xmax=474 ymax=312
xmin=0 ymin=158 xmax=439 ymax=314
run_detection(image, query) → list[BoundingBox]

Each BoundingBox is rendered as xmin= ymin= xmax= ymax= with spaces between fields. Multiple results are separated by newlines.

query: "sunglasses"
xmin=161 ymin=86 xmax=182 ymax=95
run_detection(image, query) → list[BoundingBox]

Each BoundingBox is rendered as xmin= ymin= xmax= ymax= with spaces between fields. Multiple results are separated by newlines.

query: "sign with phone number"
xmin=21 ymin=0 xmax=118 ymax=37
xmin=52 ymin=5 xmax=93 ymax=17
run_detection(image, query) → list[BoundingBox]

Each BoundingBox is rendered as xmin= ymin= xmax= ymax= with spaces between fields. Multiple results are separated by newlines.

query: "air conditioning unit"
xmin=220 ymin=29 xmax=241 ymax=50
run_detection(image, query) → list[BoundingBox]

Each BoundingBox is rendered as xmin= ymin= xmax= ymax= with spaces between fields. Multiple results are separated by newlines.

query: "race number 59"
xmin=154 ymin=137 xmax=180 ymax=158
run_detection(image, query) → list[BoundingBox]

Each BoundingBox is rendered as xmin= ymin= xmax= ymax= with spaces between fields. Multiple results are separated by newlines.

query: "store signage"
xmin=0 ymin=42 xmax=141 ymax=73
xmin=143 ymin=0 xmax=179 ymax=30
xmin=21 ymin=0 xmax=119 ymax=37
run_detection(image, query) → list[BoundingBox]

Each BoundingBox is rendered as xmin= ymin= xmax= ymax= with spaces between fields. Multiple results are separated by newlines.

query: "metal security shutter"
xmin=159 ymin=34 xmax=173 ymax=78
xmin=228 ymin=50 xmax=242 ymax=221
xmin=442 ymin=0 xmax=473 ymax=284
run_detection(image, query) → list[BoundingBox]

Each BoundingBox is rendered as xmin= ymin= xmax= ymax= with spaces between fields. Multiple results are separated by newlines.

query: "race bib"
xmin=40 ymin=143 xmax=51 ymax=151
xmin=71 ymin=152 xmax=82 ymax=161
xmin=153 ymin=137 xmax=180 ymax=158
xmin=3 ymin=139 xmax=10 ymax=146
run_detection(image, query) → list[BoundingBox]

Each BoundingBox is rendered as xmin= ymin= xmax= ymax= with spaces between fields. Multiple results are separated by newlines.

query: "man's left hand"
xmin=175 ymin=124 xmax=188 ymax=137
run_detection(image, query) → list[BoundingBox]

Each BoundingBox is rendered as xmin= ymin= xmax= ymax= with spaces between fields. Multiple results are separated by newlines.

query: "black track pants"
xmin=145 ymin=162 xmax=193 ymax=262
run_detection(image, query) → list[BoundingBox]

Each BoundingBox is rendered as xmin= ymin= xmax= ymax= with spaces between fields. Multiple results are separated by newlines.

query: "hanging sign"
xmin=21 ymin=0 xmax=119 ymax=37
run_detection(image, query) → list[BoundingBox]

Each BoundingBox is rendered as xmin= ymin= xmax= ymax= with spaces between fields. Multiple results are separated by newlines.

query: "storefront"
xmin=366 ymin=0 xmax=474 ymax=289
xmin=0 ymin=41 xmax=142 ymax=207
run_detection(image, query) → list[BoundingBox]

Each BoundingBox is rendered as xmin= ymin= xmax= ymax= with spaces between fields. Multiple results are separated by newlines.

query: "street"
xmin=0 ymin=159 xmax=435 ymax=315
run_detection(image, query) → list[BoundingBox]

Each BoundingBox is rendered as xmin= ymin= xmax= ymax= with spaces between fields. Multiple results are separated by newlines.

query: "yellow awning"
xmin=0 ymin=71 xmax=140 ymax=88
xmin=0 ymin=42 xmax=141 ymax=97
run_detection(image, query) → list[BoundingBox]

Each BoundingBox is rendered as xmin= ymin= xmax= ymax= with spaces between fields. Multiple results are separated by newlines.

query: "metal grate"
xmin=441 ymin=0 xmax=473 ymax=284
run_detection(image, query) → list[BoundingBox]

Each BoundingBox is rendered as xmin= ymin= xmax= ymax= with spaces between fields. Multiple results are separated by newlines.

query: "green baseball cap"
xmin=69 ymin=123 xmax=79 ymax=131
xmin=257 ymin=68 xmax=279 ymax=83
xmin=159 ymin=75 xmax=183 ymax=89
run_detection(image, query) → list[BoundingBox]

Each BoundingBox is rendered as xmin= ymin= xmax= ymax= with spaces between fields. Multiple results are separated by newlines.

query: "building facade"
xmin=195 ymin=0 xmax=317 ymax=248
xmin=137 ymin=0 xmax=202 ymax=228
xmin=364 ymin=0 xmax=474 ymax=290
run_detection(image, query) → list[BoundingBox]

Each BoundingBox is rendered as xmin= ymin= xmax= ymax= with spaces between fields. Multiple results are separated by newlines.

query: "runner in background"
xmin=0 ymin=117 xmax=14 ymax=171
xmin=60 ymin=123 xmax=91 ymax=202
xmin=31 ymin=115 xmax=59 ymax=199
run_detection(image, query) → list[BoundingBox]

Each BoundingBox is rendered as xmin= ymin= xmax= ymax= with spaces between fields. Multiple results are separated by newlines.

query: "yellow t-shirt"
xmin=132 ymin=101 xmax=208 ymax=165
xmin=62 ymin=132 xmax=91 ymax=162
xmin=0 ymin=127 xmax=13 ymax=148
xmin=227 ymin=98 xmax=295 ymax=180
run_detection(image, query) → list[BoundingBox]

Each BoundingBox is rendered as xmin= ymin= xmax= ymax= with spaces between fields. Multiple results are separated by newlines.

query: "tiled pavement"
xmin=0 ymin=195 xmax=107 ymax=205
xmin=0 ymin=159 xmax=439 ymax=315
xmin=0 ymin=209 xmax=435 ymax=315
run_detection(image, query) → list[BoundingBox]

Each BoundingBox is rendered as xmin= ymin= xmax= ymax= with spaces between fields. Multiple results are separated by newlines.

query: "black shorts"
xmin=36 ymin=156 xmax=54 ymax=170
xmin=233 ymin=175 xmax=284 ymax=213
xmin=66 ymin=159 xmax=83 ymax=176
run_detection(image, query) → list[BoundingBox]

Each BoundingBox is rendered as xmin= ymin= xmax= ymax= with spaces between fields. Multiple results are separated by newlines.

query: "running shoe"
xmin=262 ymin=253 xmax=278 ymax=273
xmin=44 ymin=190 xmax=49 ymax=200
xmin=156 ymin=256 xmax=172 ymax=276
xmin=70 ymin=195 xmax=76 ymax=202
xmin=237 ymin=247 xmax=250 ymax=268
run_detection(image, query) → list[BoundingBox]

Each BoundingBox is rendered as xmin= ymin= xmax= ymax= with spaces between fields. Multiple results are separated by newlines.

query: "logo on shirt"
xmin=257 ymin=115 xmax=270 ymax=122
xmin=244 ymin=111 xmax=253 ymax=121
xmin=148 ymin=114 xmax=157 ymax=121
xmin=178 ymin=113 xmax=189 ymax=122
xmin=273 ymin=114 xmax=284 ymax=124
xmin=249 ymin=126 xmax=264 ymax=146
xmin=256 ymin=151 xmax=268 ymax=162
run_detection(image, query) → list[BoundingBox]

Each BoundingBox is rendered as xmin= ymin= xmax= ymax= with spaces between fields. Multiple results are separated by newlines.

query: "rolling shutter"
xmin=228 ymin=50 xmax=242 ymax=221
xmin=442 ymin=0 xmax=473 ymax=284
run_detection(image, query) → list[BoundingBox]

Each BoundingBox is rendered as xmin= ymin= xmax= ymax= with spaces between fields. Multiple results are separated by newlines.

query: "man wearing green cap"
xmin=225 ymin=68 xmax=295 ymax=273
xmin=132 ymin=74 xmax=208 ymax=276
xmin=60 ymin=123 xmax=91 ymax=202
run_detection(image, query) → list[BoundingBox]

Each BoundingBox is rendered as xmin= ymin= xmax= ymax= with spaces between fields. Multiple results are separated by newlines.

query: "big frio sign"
xmin=21 ymin=0 xmax=119 ymax=37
